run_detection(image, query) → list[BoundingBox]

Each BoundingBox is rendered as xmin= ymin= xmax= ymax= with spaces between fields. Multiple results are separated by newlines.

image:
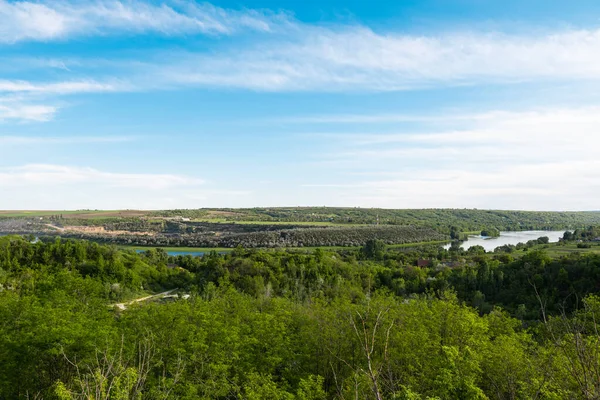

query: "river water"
xmin=443 ymin=230 xmax=566 ymax=252
xmin=166 ymin=251 xmax=208 ymax=257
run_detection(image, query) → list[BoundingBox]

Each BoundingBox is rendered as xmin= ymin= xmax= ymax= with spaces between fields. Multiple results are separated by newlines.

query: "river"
xmin=134 ymin=249 xmax=225 ymax=257
xmin=443 ymin=230 xmax=566 ymax=252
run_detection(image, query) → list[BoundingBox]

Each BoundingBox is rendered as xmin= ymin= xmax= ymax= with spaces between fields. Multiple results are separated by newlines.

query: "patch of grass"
xmin=539 ymin=243 xmax=600 ymax=257
xmin=0 ymin=210 xmax=84 ymax=217
xmin=502 ymin=243 xmax=600 ymax=259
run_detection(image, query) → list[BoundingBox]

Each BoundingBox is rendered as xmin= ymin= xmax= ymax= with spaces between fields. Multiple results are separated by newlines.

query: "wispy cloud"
xmin=0 ymin=135 xmax=135 ymax=144
xmin=0 ymin=79 xmax=125 ymax=122
xmin=0 ymin=164 xmax=203 ymax=189
xmin=158 ymin=26 xmax=600 ymax=91
xmin=0 ymin=103 xmax=57 ymax=121
xmin=333 ymin=107 xmax=600 ymax=155
xmin=301 ymin=106 xmax=600 ymax=210
xmin=302 ymin=162 xmax=600 ymax=211
xmin=0 ymin=79 xmax=121 ymax=94
xmin=5 ymin=2 xmax=600 ymax=128
xmin=4 ymin=2 xmax=600 ymax=92
xmin=0 ymin=0 xmax=288 ymax=43
xmin=0 ymin=164 xmax=255 ymax=209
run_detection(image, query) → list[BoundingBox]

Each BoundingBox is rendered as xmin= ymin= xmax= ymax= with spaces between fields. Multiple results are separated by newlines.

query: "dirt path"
xmin=111 ymin=289 xmax=178 ymax=310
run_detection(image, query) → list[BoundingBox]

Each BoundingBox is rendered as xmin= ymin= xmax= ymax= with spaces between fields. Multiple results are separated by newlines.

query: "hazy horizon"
xmin=2 ymin=207 xmax=600 ymax=213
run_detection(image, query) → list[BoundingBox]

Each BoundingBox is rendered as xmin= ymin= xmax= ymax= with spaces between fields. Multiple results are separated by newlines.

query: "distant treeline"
xmin=152 ymin=207 xmax=600 ymax=232
xmin=52 ymin=225 xmax=447 ymax=248
xmin=563 ymin=226 xmax=600 ymax=242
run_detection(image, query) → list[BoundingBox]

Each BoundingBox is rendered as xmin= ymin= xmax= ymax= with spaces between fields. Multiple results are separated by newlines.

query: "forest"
xmin=3 ymin=234 xmax=600 ymax=399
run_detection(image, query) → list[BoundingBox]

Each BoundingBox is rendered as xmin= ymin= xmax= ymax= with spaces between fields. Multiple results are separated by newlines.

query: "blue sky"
xmin=2 ymin=0 xmax=600 ymax=210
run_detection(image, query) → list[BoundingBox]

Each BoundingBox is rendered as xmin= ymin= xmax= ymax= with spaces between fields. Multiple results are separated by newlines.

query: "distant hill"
xmin=151 ymin=208 xmax=600 ymax=233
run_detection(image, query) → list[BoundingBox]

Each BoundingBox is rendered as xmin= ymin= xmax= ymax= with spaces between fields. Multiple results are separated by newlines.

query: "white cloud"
xmin=0 ymin=164 xmax=258 ymax=209
xmin=333 ymin=107 xmax=600 ymax=162
xmin=157 ymin=24 xmax=600 ymax=91
xmin=301 ymin=162 xmax=600 ymax=211
xmin=4 ymin=9 xmax=600 ymax=124
xmin=0 ymin=103 xmax=57 ymax=121
xmin=0 ymin=79 xmax=120 ymax=94
xmin=0 ymin=79 xmax=125 ymax=122
xmin=0 ymin=164 xmax=203 ymax=189
xmin=302 ymin=106 xmax=600 ymax=210
xmin=5 ymin=3 xmax=600 ymax=92
xmin=0 ymin=0 xmax=287 ymax=43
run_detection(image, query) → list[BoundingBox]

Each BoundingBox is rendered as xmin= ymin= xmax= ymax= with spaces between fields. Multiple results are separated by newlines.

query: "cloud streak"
xmin=0 ymin=164 xmax=203 ymax=189
xmin=0 ymin=0 xmax=287 ymax=43
xmin=0 ymin=79 xmax=124 ymax=122
xmin=159 ymin=26 xmax=600 ymax=91
xmin=0 ymin=79 xmax=121 ymax=94
xmin=302 ymin=106 xmax=600 ymax=210
xmin=5 ymin=2 xmax=600 ymax=93
xmin=4 ymin=3 xmax=600 ymax=124
xmin=0 ymin=164 xmax=256 ymax=209
xmin=0 ymin=135 xmax=135 ymax=144
xmin=0 ymin=103 xmax=57 ymax=121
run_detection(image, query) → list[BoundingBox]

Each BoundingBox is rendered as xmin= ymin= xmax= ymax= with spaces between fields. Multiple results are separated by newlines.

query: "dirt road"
xmin=111 ymin=289 xmax=178 ymax=310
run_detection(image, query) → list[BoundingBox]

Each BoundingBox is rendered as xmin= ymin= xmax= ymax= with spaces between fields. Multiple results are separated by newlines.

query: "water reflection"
xmin=444 ymin=230 xmax=565 ymax=252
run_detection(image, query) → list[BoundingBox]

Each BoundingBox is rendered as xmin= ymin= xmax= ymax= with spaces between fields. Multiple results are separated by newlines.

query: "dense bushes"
xmin=219 ymin=226 xmax=447 ymax=248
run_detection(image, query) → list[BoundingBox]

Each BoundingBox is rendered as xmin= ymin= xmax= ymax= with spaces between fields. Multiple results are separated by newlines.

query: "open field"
xmin=0 ymin=210 xmax=149 ymax=219
xmin=538 ymin=243 xmax=600 ymax=257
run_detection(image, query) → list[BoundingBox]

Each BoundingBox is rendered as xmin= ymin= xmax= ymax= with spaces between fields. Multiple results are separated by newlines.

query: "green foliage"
xmin=481 ymin=227 xmax=500 ymax=237
xmin=3 ymin=235 xmax=600 ymax=398
xmin=361 ymin=239 xmax=386 ymax=260
xmin=296 ymin=375 xmax=326 ymax=400
xmin=564 ymin=226 xmax=600 ymax=242
xmin=150 ymin=208 xmax=600 ymax=232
